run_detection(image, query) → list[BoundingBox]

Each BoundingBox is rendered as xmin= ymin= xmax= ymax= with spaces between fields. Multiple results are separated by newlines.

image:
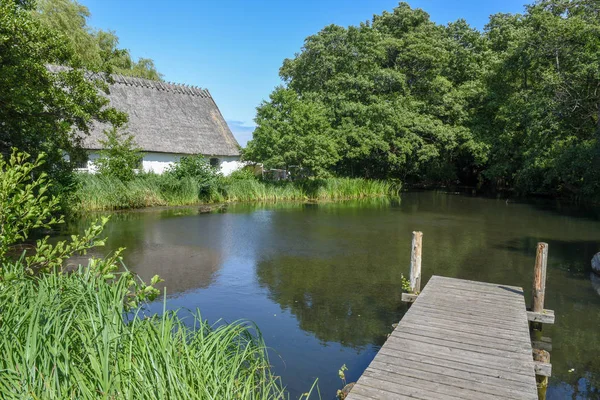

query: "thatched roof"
xmin=83 ymin=74 xmax=240 ymax=156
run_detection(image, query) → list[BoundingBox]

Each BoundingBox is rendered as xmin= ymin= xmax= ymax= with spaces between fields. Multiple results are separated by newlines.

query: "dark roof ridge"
xmin=111 ymin=74 xmax=211 ymax=98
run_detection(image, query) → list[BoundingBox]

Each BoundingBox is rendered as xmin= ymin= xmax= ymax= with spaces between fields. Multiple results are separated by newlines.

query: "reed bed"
xmin=74 ymin=173 xmax=400 ymax=212
xmin=0 ymin=262 xmax=288 ymax=400
xmin=303 ymin=178 xmax=399 ymax=200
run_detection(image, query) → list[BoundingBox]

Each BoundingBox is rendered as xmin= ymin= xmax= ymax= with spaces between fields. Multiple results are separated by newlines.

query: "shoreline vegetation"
xmin=0 ymin=151 xmax=313 ymax=400
xmin=74 ymin=173 xmax=401 ymax=212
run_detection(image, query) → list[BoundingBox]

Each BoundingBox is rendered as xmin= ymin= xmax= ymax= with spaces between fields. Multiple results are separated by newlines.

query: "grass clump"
xmin=0 ymin=262 xmax=286 ymax=399
xmin=74 ymin=169 xmax=401 ymax=212
xmin=302 ymin=178 xmax=399 ymax=200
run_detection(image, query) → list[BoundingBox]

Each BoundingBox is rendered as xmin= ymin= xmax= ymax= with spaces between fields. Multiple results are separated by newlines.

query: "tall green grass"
xmin=0 ymin=262 xmax=289 ymax=399
xmin=74 ymin=173 xmax=400 ymax=212
xmin=302 ymin=178 xmax=399 ymax=200
xmin=221 ymin=179 xmax=306 ymax=202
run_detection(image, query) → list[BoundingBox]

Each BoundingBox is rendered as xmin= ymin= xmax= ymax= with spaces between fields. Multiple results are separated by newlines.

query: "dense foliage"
xmin=94 ymin=127 xmax=142 ymax=182
xmin=34 ymin=0 xmax=162 ymax=80
xmin=0 ymin=150 xmax=290 ymax=399
xmin=246 ymin=0 xmax=600 ymax=200
xmin=1 ymin=0 xmax=162 ymax=196
xmin=165 ymin=155 xmax=223 ymax=198
xmin=0 ymin=0 xmax=125 ymax=188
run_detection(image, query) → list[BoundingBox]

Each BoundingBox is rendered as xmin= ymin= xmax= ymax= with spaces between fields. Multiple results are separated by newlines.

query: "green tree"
xmin=248 ymin=3 xmax=483 ymax=181
xmin=479 ymin=0 xmax=600 ymax=198
xmin=34 ymin=0 xmax=163 ymax=80
xmin=246 ymin=0 xmax=600 ymax=199
xmin=94 ymin=127 xmax=142 ymax=182
xmin=0 ymin=0 xmax=126 ymax=189
xmin=244 ymin=87 xmax=339 ymax=178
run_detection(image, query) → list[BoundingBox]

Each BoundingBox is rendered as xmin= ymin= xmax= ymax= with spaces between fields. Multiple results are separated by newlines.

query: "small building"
xmin=78 ymin=74 xmax=242 ymax=175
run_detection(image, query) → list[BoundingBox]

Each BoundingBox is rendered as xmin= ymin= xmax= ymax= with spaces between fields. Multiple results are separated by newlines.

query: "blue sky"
xmin=81 ymin=0 xmax=528 ymax=147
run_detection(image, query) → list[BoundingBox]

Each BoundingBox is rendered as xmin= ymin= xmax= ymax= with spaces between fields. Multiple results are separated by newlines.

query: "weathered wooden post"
xmin=528 ymin=242 xmax=553 ymax=399
xmin=532 ymin=242 xmax=548 ymax=328
xmin=527 ymin=242 xmax=555 ymax=326
xmin=401 ymin=231 xmax=422 ymax=303
xmin=533 ymin=349 xmax=551 ymax=400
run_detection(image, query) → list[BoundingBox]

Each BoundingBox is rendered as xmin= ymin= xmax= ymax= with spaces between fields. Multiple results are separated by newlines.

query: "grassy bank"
xmin=74 ymin=173 xmax=400 ymax=212
xmin=0 ymin=262 xmax=288 ymax=399
xmin=0 ymin=151 xmax=301 ymax=399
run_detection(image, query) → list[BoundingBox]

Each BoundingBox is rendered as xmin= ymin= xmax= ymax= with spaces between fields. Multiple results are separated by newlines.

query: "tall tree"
xmin=0 ymin=0 xmax=125 ymax=187
xmin=246 ymin=0 xmax=600 ymax=199
xmin=244 ymin=88 xmax=339 ymax=177
xmin=249 ymin=2 xmax=483 ymax=182
xmin=479 ymin=0 xmax=600 ymax=197
xmin=34 ymin=0 xmax=163 ymax=80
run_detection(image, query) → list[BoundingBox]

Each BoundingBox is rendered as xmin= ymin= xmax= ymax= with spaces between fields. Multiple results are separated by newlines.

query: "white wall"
xmin=83 ymin=151 xmax=242 ymax=176
xmin=141 ymin=152 xmax=182 ymax=174
xmin=218 ymin=156 xmax=245 ymax=176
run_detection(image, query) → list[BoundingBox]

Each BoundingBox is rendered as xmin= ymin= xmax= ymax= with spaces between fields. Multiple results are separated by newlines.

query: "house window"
xmin=209 ymin=157 xmax=220 ymax=167
xmin=71 ymin=155 xmax=89 ymax=170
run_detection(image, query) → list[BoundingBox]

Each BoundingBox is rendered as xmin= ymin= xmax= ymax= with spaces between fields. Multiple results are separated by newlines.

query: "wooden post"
xmin=410 ymin=231 xmax=423 ymax=294
xmin=532 ymin=242 xmax=548 ymax=314
xmin=531 ymin=242 xmax=548 ymax=332
xmin=401 ymin=231 xmax=423 ymax=303
xmin=533 ymin=349 xmax=550 ymax=400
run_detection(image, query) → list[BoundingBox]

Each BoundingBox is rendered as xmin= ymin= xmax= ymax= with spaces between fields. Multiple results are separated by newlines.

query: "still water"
xmin=71 ymin=192 xmax=600 ymax=399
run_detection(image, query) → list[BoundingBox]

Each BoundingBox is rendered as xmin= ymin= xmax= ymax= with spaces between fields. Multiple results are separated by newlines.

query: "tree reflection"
xmin=256 ymin=254 xmax=404 ymax=349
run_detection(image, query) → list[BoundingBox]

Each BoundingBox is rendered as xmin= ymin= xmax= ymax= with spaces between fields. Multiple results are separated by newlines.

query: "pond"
xmin=68 ymin=191 xmax=600 ymax=399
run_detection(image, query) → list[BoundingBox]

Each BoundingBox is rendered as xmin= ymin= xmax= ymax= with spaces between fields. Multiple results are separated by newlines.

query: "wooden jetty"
xmin=346 ymin=234 xmax=554 ymax=400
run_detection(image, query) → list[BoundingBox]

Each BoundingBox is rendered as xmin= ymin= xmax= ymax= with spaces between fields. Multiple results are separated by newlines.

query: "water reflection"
xmin=65 ymin=194 xmax=600 ymax=399
xmin=256 ymin=255 xmax=403 ymax=349
xmin=127 ymin=244 xmax=221 ymax=293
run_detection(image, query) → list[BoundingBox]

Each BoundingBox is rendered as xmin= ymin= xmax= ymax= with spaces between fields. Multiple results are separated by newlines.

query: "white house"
xmin=75 ymin=73 xmax=242 ymax=175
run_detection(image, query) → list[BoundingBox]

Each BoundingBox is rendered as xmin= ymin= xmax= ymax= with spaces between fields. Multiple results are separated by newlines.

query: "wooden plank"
xmin=348 ymin=383 xmax=411 ymax=400
xmin=348 ymin=374 xmax=463 ymax=400
xmin=417 ymin=286 xmax=526 ymax=307
xmin=388 ymin=331 xmax=531 ymax=359
xmin=400 ymin=292 xmax=418 ymax=303
xmin=383 ymin=336 xmax=534 ymax=375
xmin=416 ymin=289 xmax=526 ymax=308
xmin=527 ymin=309 xmax=555 ymax=324
xmin=410 ymin=295 xmax=529 ymax=322
xmin=428 ymin=275 xmax=524 ymax=291
xmin=398 ymin=314 xmax=531 ymax=343
xmin=347 ymin=276 xmax=539 ymax=400
xmin=531 ymin=336 xmax=553 ymax=352
xmin=427 ymin=276 xmax=526 ymax=295
xmin=369 ymin=358 xmax=535 ymax=399
xmin=377 ymin=347 xmax=536 ymax=386
xmin=410 ymin=302 xmax=528 ymax=324
xmin=423 ymin=282 xmax=526 ymax=303
xmin=395 ymin=324 xmax=532 ymax=353
xmin=414 ymin=290 xmax=526 ymax=310
xmin=363 ymin=367 xmax=529 ymax=400
xmin=403 ymin=307 xmax=530 ymax=335
xmin=534 ymin=362 xmax=552 ymax=377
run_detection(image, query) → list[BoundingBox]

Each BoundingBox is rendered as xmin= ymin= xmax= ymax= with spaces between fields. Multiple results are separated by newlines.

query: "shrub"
xmin=166 ymin=155 xmax=223 ymax=198
xmin=227 ymin=167 xmax=259 ymax=181
xmin=94 ymin=127 xmax=142 ymax=182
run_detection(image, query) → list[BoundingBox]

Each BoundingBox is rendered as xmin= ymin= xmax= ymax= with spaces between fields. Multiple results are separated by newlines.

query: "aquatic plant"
xmin=0 ymin=262 xmax=287 ymax=399
xmin=74 ymin=173 xmax=400 ymax=212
